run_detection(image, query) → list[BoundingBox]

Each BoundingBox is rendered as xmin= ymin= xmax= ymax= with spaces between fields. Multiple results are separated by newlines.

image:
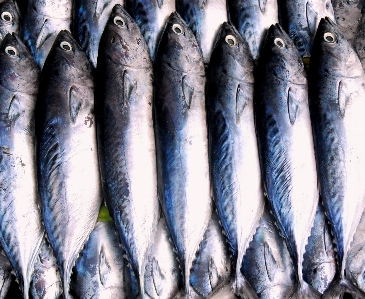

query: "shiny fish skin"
xmin=309 ymin=17 xmax=365 ymax=299
xmin=21 ymin=0 xmax=72 ymax=68
xmin=154 ymin=12 xmax=211 ymax=297
xmin=227 ymin=0 xmax=278 ymax=60
xmin=278 ymin=0 xmax=335 ymax=57
xmin=302 ymin=203 xmax=336 ymax=294
xmin=73 ymin=0 xmax=123 ymax=68
xmin=0 ymin=0 xmax=20 ymax=43
xmin=0 ymin=33 xmax=44 ymax=299
xmin=96 ymin=5 xmax=159 ymax=298
xmin=36 ymin=30 xmax=102 ymax=299
xmin=71 ymin=222 xmax=126 ymax=299
xmin=206 ymin=22 xmax=264 ymax=297
xmin=125 ymin=0 xmax=175 ymax=62
xmin=255 ymin=24 xmax=319 ymax=298
xmin=176 ymin=0 xmax=227 ymax=64
xmin=241 ymin=207 xmax=295 ymax=299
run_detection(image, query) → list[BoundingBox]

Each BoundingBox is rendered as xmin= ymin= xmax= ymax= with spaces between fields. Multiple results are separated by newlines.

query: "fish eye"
xmin=274 ymin=37 xmax=285 ymax=49
xmin=172 ymin=24 xmax=184 ymax=35
xmin=225 ymin=35 xmax=238 ymax=47
xmin=5 ymin=46 xmax=17 ymax=57
xmin=60 ymin=41 xmax=72 ymax=52
xmin=324 ymin=32 xmax=336 ymax=43
xmin=1 ymin=11 xmax=12 ymax=23
xmin=114 ymin=16 xmax=126 ymax=28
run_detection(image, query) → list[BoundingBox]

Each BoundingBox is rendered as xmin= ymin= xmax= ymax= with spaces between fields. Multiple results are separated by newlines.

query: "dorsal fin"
xmin=338 ymin=80 xmax=352 ymax=118
xmin=258 ymin=0 xmax=267 ymax=13
xmin=123 ymin=71 xmax=136 ymax=108
xmin=98 ymin=245 xmax=111 ymax=286
xmin=69 ymin=86 xmax=83 ymax=123
xmin=287 ymin=87 xmax=299 ymax=125
xmin=8 ymin=95 xmax=21 ymax=124
xmin=208 ymin=257 xmax=219 ymax=290
xmin=236 ymin=84 xmax=248 ymax=125
xmin=35 ymin=19 xmax=52 ymax=50
xmin=182 ymin=75 xmax=194 ymax=109
xmin=152 ymin=257 xmax=165 ymax=296
xmin=306 ymin=1 xmax=318 ymax=36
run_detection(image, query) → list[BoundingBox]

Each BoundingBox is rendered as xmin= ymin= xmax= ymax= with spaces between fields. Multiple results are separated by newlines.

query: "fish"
xmin=308 ymin=17 xmax=365 ymax=298
xmin=254 ymin=23 xmax=320 ymax=298
xmin=96 ymin=5 xmax=159 ymax=298
xmin=241 ymin=207 xmax=295 ymax=299
xmin=154 ymin=12 xmax=211 ymax=297
xmin=206 ymin=21 xmax=264 ymax=297
xmin=145 ymin=216 xmax=182 ymax=299
xmin=0 ymin=0 xmax=20 ymax=43
xmin=125 ymin=0 xmax=175 ymax=62
xmin=354 ymin=7 xmax=365 ymax=70
xmin=30 ymin=238 xmax=62 ymax=299
xmin=71 ymin=221 xmax=126 ymax=298
xmin=36 ymin=30 xmax=102 ymax=299
xmin=0 ymin=33 xmax=44 ymax=299
xmin=278 ymin=0 xmax=335 ymax=57
xmin=302 ymin=202 xmax=336 ymax=294
xmin=21 ymin=0 xmax=72 ymax=68
xmin=72 ymin=0 xmax=123 ymax=68
xmin=176 ymin=0 xmax=227 ymax=64
xmin=227 ymin=0 xmax=278 ymax=60
xmin=0 ymin=247 xmax=12 ymax=299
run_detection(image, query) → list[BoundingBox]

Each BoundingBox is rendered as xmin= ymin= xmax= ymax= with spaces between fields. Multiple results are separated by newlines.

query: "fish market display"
xmin=0 ymin=247 xmax=12 ymax=299
xmin=303 ymin=203 xmax=336 ymax=294
xmin=355 ymin=9 xmax=365 ymax=69
xmin=227 ymin=0 xmax=278 ymax=60
xmin=22 ymin=0 xmax=72 ymax=68
xmin=255 ymin=24 xmax=319 ymax=298
xmin=309 ymin=17 xmax=365 ymax=298
xmin=0 ymin=0 xmax=20 ymax=42
xmin=241 ymin=207 xmax=295 ymax=299
xmin=36 ymin=30 xmax=102 ymax=298
xmin=206 ymin=21 xmax=264 ymax=297
xmin=125 ymin=0 xmax=175 ymax=62
xmin=176 ymin=0 xmax=227 ymax=64
xmin=278 ymin=0 xmax=335 ymax=57
xmin=73 ymin=0 xmax=123 ymax=68
xmin=154 ymin=12 xmax=211 ymax=296
xmin=0 ymin=33 xmax=44 ymax=299
xmin=96 ymin=5 xmax=159 ymax=298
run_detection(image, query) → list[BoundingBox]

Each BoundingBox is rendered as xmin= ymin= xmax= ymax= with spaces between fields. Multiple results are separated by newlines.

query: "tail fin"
xmin=322 ymin=276 xmax=365 ymax=299
xmin=232 ymin=271 xmax=259 ymax=299
xmin=290 ymin=281 xmax=321 ymax=299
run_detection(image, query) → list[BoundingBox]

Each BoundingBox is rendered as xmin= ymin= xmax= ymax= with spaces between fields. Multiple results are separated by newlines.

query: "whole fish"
xmin=176 ymin=0 xmax=227 ymax=64
xmin=227 ymin=0 xmax=278 ymax=60
xmin=331 ymin=0 xmax=365 ymax=45
xmin=96 ymin=5 xmax=159 ymax=298
xmin=36 ymin=30 xmax=102 ymax=298
xmin=0 ymin=33 xmax=44 ymax=299
xmin=309 ymin=17 xmax=365 ymax=298
xmin=30 ymin=238 xmax=62 ymax=299
xmin=21 ymin=0 xmax=72 ymax=68
xmin=73 ymin=0 xmax=123 ymax=68
xmin=71 ymin=221 xmax=126 ymax=298
xmin=206 ymin=21 xmax=264 ymax=297
xmin=145 ymin=216 xmax=182 ymax=299
xmin=125 ymin=0 xmax=175 ymax=61
xmin=0 ymin=0 xmax=20 ymax=42
xmin=241 ymin=207 xmax=295 ymax=299
xmin=278 ymin=0 xmax=335 ymax=57
xmin=302 ymin=202 xmax=336 ymax=294
xmin=0 ymin=247 xmax=12 ymax=299
xmin=354 ymin=8 xmax=365 ymax=69
xmin=154 ymin=12 xmax=211 ymax=297
xmin=255 ymin=24 xmax=320 ymax=298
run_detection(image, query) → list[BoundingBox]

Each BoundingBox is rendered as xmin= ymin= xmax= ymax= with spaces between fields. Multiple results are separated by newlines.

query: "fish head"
xmin=43 ymin=30 xmax=93 ymax=87
xmin=312 ymin=17 xmax=363 ymax=78
xmin=261 ymin=24 xmax=306 ymax=85
xmin=0 ymin=33 xmax=40 ymax=94
xmin=99 ymin=4 xmax=151 ymax=69
xmin=0 ymin=0 xmax=20 ymax=41
xmin=156 ymin=12 xmax=204 ymax=75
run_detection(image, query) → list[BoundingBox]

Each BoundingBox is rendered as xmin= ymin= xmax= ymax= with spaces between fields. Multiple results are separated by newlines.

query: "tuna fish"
xmin=96 ymin=5 xmax=159 ymax=298
xmin=154 ymin=12 xmax=211 ymax=297
xmin=255 ymin=23 xmax=320 ymax=298
xmin=0 ymin=33 xmax=44 ymax=299
xmin=36 ymin=30 xmax=102 ymax=298
xmin=0 ymin=0 xmax=20 ymax=42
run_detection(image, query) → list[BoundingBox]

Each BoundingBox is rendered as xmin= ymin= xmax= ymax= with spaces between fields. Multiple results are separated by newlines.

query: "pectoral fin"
xmin=69 ymin=86 xmax=83 ymax=123
xmin=182 ymin=75 xmax=194 ymax=109
xmin=287 ymin=87 xmax=299 ymax=125
xmin=338 ymin=80 xmax=352 ymax=118
xmin=152 ymin=257 xmax=165 ymax=296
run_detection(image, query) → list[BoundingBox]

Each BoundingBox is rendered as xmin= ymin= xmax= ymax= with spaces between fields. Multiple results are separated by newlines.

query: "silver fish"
xmin=206 ymin=22 xmax=264 ymax=297
xmin=36 ymin=30 xmax=102 ymax=298
xmin=0 ymin=247 xmax=12 ymax=299
xmin=0 ymin=0 xmax=20 ymax=43
xmin=354 ymin=7 xmax=365 ymax=69
xmin=154 ymin=12 xmax=212 ymax=297
xmin=227 ymin=0 xmax=278 ymax=60
xmin=73 ymin=0 xmax=123 ymax=68
xmin=96 ymin=5 xmax=159 ymax=298
xmin=255 ymin=24 xmax=320 ymax=298
xmin=278 ymin=0 xmax=335 ymax=57
xmin=176 ymin=0 xmax=228 ymax=64
xmin=0 ymin=33 xmax=44 ymax=299
xmin=21 ymin=0 xmax=72 ymax=68
xmin=125 ymin=0 xmax=175 ymax=62
xmin=309 ymin=17 xmax=365 ymax=298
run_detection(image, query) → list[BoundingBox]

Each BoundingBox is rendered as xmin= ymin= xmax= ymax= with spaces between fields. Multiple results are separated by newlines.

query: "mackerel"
xmin=0 ymin=0 xmax=20 ymax=43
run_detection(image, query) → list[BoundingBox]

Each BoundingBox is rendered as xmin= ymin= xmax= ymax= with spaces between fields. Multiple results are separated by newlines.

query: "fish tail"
xmin=322 ymin=276 xmax=365 ymax=299
xmin=184 ymin=263 xmax=191 ymax=298
xmin=290 ymin=280 xmax=321 ymax=299
xmin=232 ymin=270 xmax=259 ymax=299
